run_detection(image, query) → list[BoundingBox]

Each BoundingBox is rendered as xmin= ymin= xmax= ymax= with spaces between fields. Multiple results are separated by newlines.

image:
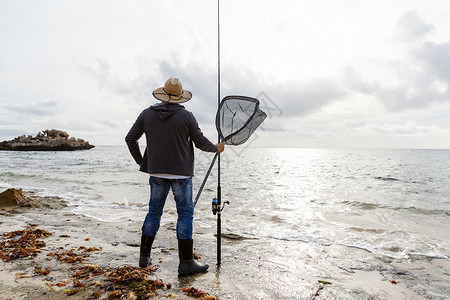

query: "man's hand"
xmin=216 ymin=142 xmax=225 ymax=153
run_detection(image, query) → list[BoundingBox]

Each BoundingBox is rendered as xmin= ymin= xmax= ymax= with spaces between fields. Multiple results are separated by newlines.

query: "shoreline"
xmin=1 ymin=192 xmax=449 ymax=299
xmin=0 ymin=196 xmax=215 ymax=299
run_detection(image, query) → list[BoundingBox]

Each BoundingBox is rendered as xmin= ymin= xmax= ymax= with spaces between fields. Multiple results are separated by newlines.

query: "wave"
xmin=0 ymin=172 xmax=40 ymax=180
xmin=401 ymin=248 xmax=449 ymax=260
xmin=348 ymin=227 xmax=385 ymax=234
xmin=374 ymin=176 xmax=400 ymax=181
xmin=222 ymin=227 xmax=450 ymax=261
xmin=341 ymin=200 xmax=450 ymax=216
xmin=0 ymin=171 xmax=94 ymax=186
xmin=341 ymin=200 xmax=388 ymax=210
xmin=399 ymin=206 xmax=450 ymax=216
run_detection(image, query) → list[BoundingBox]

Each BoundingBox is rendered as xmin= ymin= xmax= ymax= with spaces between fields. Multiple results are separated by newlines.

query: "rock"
xmin=0 ymin=189 xmax=66 ymax=210
xmin=0 ymin=188 xmax=36 ymax=208
xmin=0 ymin=129 xmax=94 ymax=151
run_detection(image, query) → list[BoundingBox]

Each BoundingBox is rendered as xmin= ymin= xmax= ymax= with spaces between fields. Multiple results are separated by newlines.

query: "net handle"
xmin=193 ymin=133 xmax=228 ymax=207
xmin=194 ymin=152 xmax=219 ymax=207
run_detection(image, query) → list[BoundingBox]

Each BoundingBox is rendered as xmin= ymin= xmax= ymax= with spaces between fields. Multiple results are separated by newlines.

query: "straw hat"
xmin=152 ymin=78 xmax=192 ymax=103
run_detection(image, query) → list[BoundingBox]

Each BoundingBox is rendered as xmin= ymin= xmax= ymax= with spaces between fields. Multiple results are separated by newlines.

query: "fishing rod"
xmin=193 ymin=0 xmax=267 ymax=267
xmin=216 ymin=0 xmax=222 ymax=267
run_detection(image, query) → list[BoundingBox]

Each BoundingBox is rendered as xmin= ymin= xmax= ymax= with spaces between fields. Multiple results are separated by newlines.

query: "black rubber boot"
xmin=139 ymin=234 xmax=155 ymax=268
xmin=178 ymin=239 xmax=209 ymax=275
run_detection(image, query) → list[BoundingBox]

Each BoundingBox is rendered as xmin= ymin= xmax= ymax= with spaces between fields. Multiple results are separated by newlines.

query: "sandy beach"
xmin=0 ymin=192 xmax=217 ymax=300
xmin=1 ymin=190 xmax=449 ymax=299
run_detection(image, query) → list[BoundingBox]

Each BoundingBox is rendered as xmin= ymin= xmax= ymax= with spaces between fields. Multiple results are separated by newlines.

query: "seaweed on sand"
xmin=3 ymin=225 xmax=217 ymax=299
xmin=105 ymin=265 xmax=169 ymax=299
xmin=72 ymin=263 xmax=106 ymax=279
xmin=0 ymin=225 xmax=52 ymax=262
xmin=34 ymin=266 xmax=51 ymax=276
xmin=47 ymin=246 xmax=102 ymax=264
xmin=182 ymin=287 xmax=218 ymax=299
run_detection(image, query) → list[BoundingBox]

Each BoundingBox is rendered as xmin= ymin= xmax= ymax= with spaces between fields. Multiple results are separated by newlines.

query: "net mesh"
xmin=216 ymin=96 xmax=267 ymax=145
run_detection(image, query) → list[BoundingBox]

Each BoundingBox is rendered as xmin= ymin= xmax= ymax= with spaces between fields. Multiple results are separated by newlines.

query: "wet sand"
xmin=1 ymin=193 xmax=449 ymax=299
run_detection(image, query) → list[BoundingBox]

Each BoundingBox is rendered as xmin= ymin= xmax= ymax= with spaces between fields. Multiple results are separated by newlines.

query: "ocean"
xmin=1 ymin=146 xmax=449 ymax=298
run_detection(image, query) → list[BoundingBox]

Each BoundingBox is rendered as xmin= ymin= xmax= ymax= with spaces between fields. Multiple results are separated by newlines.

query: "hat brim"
xmin=152 ymin=87 xmax=192 ymax=103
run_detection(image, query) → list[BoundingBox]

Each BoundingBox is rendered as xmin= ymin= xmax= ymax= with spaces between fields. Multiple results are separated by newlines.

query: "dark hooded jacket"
xmin=125 ymin=103 xmax=218 ymax=176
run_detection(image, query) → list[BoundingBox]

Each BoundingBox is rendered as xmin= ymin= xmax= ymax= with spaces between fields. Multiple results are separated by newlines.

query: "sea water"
xmin=1 ymin=147 xmax=449 ymax=262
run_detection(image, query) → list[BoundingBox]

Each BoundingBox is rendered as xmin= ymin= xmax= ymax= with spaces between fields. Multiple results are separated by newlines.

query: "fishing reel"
xmin=212 ymin=197 xmax=230 ymax=215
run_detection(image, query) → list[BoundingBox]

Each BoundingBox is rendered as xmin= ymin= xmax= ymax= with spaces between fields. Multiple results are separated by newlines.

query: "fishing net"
xmin=216 ymin=96 xmax=267 ymax=145
xmin=195 ymin=96 xmax=266 ymax=206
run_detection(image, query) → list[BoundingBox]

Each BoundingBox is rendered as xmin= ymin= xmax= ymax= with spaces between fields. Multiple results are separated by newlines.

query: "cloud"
xmin=0 ymin=128 xmax=34 ymax=141
xmin=1 ymin=100 xmax=60 ymax=120
xmin=341 ymin=11 xmax=450 ymax=113
xmin=370 ymin=120 xmax=442 ymax=136
xmin=2 ymin=1 xmax=450 ymax=149
xmin=342 ymin=64 xmax=449 ymax=112
xmin=395 ymin=11 xmax=434 ymax=41
xmin=415 ymin=41 xmax=450 ymax=83
xmin=268 ymin=78 xmax=346 ymax=118
xmin=81 ymin=57 xmax=156 ymax=105
xmin=99 ymin=119 xmax=120 ymax=129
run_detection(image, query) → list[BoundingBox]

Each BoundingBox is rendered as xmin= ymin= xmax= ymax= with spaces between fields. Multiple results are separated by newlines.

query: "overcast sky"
xmin=1 ymin=0 xmax=450 ymax=149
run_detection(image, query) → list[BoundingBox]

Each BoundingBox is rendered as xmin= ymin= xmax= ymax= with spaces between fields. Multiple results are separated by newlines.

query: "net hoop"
xmin=215 ymin=95 xmax=265 ymax=144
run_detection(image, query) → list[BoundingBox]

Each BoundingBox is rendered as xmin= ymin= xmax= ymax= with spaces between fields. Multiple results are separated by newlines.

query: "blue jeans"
xmin=142 ymin=176 xmax=194 ymax=239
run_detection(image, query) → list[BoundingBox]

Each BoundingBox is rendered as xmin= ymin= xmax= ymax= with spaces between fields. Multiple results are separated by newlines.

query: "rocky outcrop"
xmin=0 ymin=188 xmax=37 ymax=208
xmin=0 ymin=129 xmax=94 ymax=151
xmin=0 ymin=188 xmax=67 ymax=210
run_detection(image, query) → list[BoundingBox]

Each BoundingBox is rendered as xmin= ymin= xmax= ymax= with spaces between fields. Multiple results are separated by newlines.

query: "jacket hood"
xmin=150 ymin=103 xmax=184 ymax=120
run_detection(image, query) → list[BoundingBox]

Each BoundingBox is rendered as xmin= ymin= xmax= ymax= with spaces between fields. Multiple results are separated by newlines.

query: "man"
xmin=125 ymin=77 xmax=225 ymax=275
